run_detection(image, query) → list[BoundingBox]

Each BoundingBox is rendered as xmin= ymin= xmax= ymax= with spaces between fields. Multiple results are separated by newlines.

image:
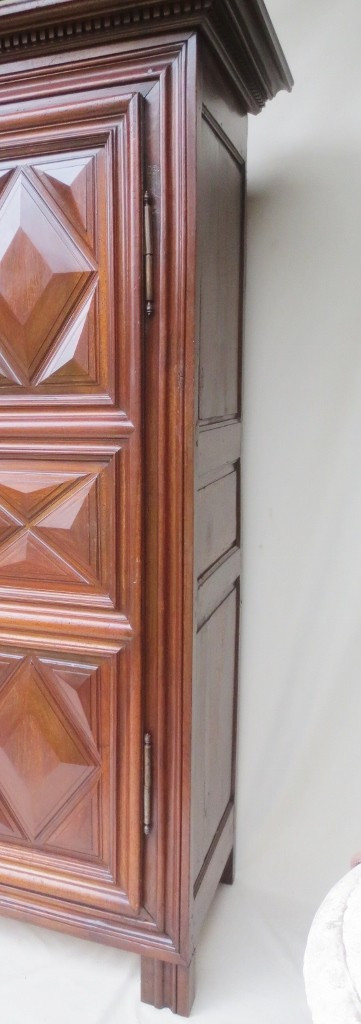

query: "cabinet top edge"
xmin=0 ymin=0 xmax=293 ymax=113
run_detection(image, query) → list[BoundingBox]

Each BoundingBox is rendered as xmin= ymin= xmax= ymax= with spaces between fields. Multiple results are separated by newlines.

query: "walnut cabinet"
xmin=0 ymin=1 xmax=291 ymax=1015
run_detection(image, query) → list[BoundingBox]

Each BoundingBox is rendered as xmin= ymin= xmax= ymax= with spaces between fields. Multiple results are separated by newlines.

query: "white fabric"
xmin=304 ymin=866 xmax=361 ymax=1024
xmin=0 ymin=0 xmax=360 ymax=1020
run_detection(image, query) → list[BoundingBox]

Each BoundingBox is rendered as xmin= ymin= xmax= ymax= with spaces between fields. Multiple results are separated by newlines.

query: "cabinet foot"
xmin=220 ymin=848 xmax=235 ymax=886
xmin=141 ymin=953 xmax=196 ymax=1017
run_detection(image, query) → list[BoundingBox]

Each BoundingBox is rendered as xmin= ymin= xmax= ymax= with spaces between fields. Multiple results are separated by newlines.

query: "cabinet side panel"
xmin=198 ymin=117 xmax=242 ymax=423
xmin=192 ymin=46 xmax=246 ymax=920
xmin=193 ymin=587 xmax=238 ymax=881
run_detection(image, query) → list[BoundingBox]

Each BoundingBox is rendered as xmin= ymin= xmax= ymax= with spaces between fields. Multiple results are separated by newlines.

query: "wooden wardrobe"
xmin=0 ymin=0 xmax=291 ymax=1015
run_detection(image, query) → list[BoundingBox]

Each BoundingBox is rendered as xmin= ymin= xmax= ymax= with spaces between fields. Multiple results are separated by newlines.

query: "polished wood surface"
xmin=0 ymin=74 xmax=144 ymax=919
xmin=0 ymin=0 xmax=291 ymax=1015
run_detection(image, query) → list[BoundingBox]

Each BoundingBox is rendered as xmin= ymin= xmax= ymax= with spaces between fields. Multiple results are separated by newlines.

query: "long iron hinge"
xmin=144 ymin=190 xmax=154 ymax=317
xmin=143 ymin=732 xmax=152 ymax=836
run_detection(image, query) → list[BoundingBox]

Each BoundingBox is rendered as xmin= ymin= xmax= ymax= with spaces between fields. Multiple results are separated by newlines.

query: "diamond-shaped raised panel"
xmin=0 ymin=651 xmax=112 ymax=861
xmin=0 ymin=457 xmax=116 ymax=607
xmin=0 ymin=657 xmax=98 ymax=842
xmin=0 ymin=172 xmax=95 ymax=387
xmin=0 ymin=144 xmax=115 ymax=402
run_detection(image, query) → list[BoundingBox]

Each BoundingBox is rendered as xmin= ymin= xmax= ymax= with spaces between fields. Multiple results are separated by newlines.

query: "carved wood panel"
xmin=0 ymin=91 xmax=138 ymax=410
xmin=0 ymin=648 xmax=107 ymax=857
xmin=0 ymin=84 xmax=144 ymax=917
xmin=0 ymin=452 xmax=118 ymax=607
xmin=0 ymin=163 xmax=97 ymax=390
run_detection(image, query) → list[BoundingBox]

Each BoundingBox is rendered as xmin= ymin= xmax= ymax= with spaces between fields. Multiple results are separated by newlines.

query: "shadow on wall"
xmin=245 ymin=150 xmax=361 ymax=427
xmin=238 ymin=140 xmax=361 ymax=911
xmin=247 ymin=144 xmax=361 ymax=338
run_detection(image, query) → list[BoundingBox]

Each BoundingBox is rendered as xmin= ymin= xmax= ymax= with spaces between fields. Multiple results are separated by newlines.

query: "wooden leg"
xmin=141 ymin=953 xmax=196 ymax=1017
xmin=220 ymin=848 xmax=235 ymax=885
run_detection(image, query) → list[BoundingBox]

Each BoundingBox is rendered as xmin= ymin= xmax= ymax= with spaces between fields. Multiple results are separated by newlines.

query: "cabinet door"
xmin=0 ymin=82 xmax=144 ymax=923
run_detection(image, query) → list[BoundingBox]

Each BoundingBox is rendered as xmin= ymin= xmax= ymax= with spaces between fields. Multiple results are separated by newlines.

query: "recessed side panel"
xmin=192 ymin=586 xmax=239 ymax=884
xmin=197 ymin=462 xmax=239 ymax=579
xmin=198 ymin=111 xmax=244 ymax=424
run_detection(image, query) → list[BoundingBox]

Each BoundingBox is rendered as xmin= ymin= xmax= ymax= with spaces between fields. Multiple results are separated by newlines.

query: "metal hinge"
xmin=144 ymin=191 xmax=154 ymax=317
xmin=143 ymin=732 xmax=152 ymax=836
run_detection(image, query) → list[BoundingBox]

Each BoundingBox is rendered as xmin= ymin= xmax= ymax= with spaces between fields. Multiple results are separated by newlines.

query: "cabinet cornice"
xmin=0 ymin=0 xmax=292 ymax=113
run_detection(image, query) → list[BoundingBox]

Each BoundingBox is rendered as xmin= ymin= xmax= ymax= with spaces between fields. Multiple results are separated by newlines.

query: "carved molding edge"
xmin=0 ymin=0 xmax=293 ymax=114
xmin=0 ymin=0 xmax=210 ymax=54
xmin=210 ymin=0 xmax=293 ymax=112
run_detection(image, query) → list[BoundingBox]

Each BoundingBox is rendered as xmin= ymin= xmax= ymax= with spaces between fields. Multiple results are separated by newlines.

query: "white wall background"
xmin=2 ymin=3 xmax=361 ymax=1022
xmin=235 ymin=0 xmax=361 ymax=1017
xmin=241 ymin=0 xmax=361 ymax=910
